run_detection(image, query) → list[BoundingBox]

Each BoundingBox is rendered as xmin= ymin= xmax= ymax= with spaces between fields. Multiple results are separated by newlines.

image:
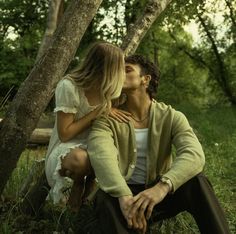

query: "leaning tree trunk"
xmin=35 ymin=0 xmax=64 ymax=62
xmin=121 ymin=0 xmax=172 ymax=55
xmin=0 ymin=0 xmax=103 ymax=196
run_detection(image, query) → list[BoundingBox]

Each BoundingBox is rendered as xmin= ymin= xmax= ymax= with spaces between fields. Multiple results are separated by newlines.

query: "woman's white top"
xmin=128 ymin=128 xmax=149 ymax=184
xmin=45 ymin=78 xmax=97 ymax=204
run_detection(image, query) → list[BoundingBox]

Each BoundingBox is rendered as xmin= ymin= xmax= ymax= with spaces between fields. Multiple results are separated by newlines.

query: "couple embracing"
xmin=45 ymin=42 xmax=230 ymax=234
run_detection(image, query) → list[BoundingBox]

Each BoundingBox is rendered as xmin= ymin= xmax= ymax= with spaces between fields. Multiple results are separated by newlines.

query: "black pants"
xmin=94 ymin=173 xmax=230 ymax=234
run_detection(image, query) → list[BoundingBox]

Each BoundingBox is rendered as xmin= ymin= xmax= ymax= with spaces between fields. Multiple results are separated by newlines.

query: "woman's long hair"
xmin=66 ymin=42 xmax=125 ymax=114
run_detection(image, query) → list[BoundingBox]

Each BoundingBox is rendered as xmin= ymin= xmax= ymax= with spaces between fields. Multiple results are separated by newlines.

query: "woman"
xmin=45 ymin=42 xmax=128 ymax=211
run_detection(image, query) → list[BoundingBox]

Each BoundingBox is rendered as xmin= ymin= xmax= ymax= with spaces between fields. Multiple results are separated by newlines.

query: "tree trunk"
xmin=152 ymin=32 xmax=159 ymax=67
xmin=35 ymin=0 xmax=64 ymax=62
xmin=0 ymin=0 xmax=103 ymax=196
xmin=198 ymin=13 xmax=236 ymax=104
xmin=121 ymin=0 xmax=172 ymax=55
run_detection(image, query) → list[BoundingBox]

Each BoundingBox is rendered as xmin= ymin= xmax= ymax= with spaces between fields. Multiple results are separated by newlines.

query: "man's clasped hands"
xmin=118 ymin=181 xmax=170 ymax=234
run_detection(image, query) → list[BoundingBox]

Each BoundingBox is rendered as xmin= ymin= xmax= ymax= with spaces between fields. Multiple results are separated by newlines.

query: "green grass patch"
xmin=1 ymin=105 xmax=236 ymax=233
xmin=3 ymin=147 xmax=47 ymax=199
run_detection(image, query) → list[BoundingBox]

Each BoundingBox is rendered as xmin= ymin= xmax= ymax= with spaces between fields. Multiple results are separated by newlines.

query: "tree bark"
xmin=121 ymin=0 xmax=172 ymax=55
xmin=0 ymin=0 xmax=103 ymax=195
xmin=35 ymin=0 xmax=64 ymax=62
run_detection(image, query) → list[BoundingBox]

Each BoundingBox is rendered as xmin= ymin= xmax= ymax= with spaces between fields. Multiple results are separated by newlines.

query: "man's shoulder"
xmin=93 ymin=115 xmax=124 ymax=127
xmin=152 ymin=100 xmax=187 ymax=122
xmin=153 ymin=100 xmax=175 ymax=114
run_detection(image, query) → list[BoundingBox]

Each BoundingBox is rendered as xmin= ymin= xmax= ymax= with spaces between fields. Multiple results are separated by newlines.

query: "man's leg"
xmin=94 ymin=189 xmax=130 ymax=234
xmin=151 ymin=173 xmax=230 ymax=234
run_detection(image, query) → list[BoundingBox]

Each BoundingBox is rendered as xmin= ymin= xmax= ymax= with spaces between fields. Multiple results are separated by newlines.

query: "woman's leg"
xmin=58 ymin=148 xmax=93 ymax=210
xmin=59 ymin=148 xmax=92 ymax=180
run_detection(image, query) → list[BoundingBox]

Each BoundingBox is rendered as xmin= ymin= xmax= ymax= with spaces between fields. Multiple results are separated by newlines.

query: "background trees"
xmin=1 ymin=0 xmax=235 ymax=106
xmin=0 ymin=0 xmax=235 ymax=232
xmin=0 ymin=0 xmax=48 ymax=97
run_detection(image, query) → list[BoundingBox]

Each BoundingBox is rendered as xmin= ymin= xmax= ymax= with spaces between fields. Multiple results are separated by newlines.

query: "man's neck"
xmin=124 ymin=90 xmax=152 ymax=120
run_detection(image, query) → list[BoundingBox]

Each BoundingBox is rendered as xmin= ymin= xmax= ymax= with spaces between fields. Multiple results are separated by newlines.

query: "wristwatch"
xmin=160 ymin=177 xmax=173 ymax=193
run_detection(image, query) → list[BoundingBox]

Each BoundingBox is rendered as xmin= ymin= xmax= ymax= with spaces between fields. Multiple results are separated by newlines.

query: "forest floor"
xmin=0 ymin=104 xmax=235 ymax=233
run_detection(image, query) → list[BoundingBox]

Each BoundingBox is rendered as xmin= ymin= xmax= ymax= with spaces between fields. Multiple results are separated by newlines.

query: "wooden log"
xmin=0 ymin=119 xmax=52 ymax=144
xmin=29 ymin=128 xmax=52 ymax=144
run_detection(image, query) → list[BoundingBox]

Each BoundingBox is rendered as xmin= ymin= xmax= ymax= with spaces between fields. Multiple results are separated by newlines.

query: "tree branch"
xmin=225 ymin=0 xmax=236 ymax=29
xmin=197 ymin=13 xmax=236 ymax=104
xmin=121 ymin=0 xmax=172 ymax=55
xmin=168 ymin=30 xmax=214 ymax=74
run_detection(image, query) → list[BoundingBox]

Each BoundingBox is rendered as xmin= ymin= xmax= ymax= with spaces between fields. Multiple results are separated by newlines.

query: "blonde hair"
xmin=66 ymin=42 xmax=125 ymax=114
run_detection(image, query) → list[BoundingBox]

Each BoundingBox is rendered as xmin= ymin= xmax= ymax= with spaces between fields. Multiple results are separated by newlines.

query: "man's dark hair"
xmin=125 ymin=54 xmax=160 ymax=99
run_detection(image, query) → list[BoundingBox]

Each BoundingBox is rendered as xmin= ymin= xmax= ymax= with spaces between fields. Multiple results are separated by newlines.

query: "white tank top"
xmin=128 ymin=128 xmax=148 ymax=184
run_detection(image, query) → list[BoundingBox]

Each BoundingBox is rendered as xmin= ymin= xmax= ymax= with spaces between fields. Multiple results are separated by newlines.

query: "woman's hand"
xmin=109 ymin=108 xmax=132 ymax=123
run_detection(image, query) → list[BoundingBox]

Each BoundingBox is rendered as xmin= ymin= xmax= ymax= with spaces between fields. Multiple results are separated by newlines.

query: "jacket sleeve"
xmin=87 ymin=117 xmax=132 ymax=197
xmin=163 ymin=111 xmax=205 ymax=192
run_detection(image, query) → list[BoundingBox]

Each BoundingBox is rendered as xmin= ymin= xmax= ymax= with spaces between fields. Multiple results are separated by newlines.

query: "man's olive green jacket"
xmin=87 ymin=100 xmax=205 ymax=197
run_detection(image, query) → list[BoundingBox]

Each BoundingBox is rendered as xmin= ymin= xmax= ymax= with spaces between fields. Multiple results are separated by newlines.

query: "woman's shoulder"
xmin=57 ymin=76 xmax=77 ymax=89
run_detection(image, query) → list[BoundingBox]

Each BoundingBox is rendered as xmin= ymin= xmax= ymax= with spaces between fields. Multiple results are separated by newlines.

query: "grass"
xmin=0 ymin=104 xmax=235 ymax=233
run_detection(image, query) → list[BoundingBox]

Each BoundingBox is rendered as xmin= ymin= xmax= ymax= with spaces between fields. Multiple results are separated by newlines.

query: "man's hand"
xmin=119 ymin=196 xmax=147 ymax=234
xmin=118 ymin=195 xmax=134 ymax=227
xmin=131 ymin=212 xmax=147 ymax=234
xmin=109 ymin=108 xmax=132 ymax=123
xmin=129 ymin=182 xmax=170 ymax=220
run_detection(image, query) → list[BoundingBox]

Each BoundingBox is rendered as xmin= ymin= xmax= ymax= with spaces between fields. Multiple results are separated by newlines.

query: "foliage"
xmin=135 ymin=0 xmax=236 ymax=105
xmin=1 ymin=0 xmax=235 ymax=106
xmin=137 ymin=25 xmax=210 ymax=106
xmin=0 ymin=0 xmax=48 ymax=97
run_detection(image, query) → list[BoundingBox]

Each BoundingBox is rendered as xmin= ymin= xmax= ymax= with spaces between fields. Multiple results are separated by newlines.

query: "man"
xmin=87 ymin=55 xmax=230 ymax=234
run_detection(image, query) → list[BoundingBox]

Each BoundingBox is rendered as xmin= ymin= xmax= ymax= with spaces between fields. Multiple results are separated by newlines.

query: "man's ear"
xmin=143 ymin=75 xmax=151 ymax=87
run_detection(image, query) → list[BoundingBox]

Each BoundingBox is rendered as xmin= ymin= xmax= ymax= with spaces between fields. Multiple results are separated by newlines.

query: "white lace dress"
xmin=45 ymin=78 xmax=97 ymax=204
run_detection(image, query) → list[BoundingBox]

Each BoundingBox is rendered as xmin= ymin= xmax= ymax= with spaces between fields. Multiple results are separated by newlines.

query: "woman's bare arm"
xmin=57 ymin=107 xmax=101 ymax=142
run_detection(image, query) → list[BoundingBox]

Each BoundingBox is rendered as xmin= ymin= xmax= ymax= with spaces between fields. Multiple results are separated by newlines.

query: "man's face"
xmin=123 ymin=63 xmax=143 ymax=90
